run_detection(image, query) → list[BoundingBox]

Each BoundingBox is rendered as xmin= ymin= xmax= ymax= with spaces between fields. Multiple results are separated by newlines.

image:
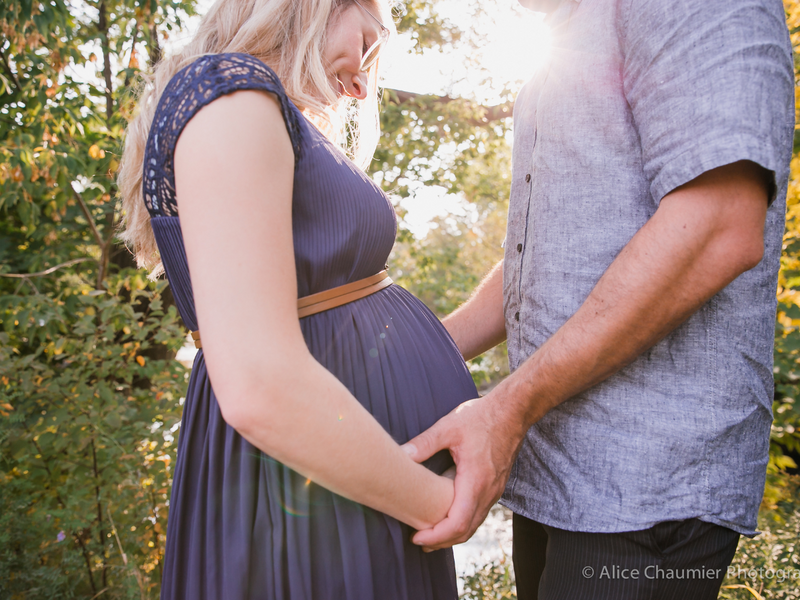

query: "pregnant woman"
xmin=117 ymin=0 xmax=479 ymax=598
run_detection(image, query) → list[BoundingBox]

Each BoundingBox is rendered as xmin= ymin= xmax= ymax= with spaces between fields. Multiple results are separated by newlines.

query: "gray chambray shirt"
xmin=500 ymin=0 xmax=794 ymax=535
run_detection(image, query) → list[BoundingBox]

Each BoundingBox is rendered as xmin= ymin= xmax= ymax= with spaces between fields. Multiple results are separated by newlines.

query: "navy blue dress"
xmin=143 ymin=53 xmax=478 ymax=600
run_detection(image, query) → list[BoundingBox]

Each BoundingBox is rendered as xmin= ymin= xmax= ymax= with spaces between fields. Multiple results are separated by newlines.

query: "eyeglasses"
xmin=353 ymin=0 xmax=389 ymax=72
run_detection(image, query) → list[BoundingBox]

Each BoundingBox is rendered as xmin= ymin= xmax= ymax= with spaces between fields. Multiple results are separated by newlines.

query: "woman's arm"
xmin=174 ymin=90 xmax=453 ymax=530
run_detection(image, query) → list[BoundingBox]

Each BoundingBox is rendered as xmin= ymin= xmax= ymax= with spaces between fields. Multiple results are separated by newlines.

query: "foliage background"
xmin=0 ymin=0 xmax=198 ymax=596
xmin=0 ymin=0 xmax=798 ymax=598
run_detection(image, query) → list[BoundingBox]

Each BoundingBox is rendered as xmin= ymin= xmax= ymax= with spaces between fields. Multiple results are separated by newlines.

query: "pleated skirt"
xmin=160 ymin=285 xmax=478 ymax=600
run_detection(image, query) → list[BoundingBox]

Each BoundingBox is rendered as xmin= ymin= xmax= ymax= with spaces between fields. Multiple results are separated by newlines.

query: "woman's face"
xmin=323 ymin=1 xmax=386 ymax=100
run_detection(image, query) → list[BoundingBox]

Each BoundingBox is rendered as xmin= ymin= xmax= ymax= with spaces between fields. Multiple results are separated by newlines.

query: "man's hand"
xmin=402 ymin=390 xmax=527 ymax=550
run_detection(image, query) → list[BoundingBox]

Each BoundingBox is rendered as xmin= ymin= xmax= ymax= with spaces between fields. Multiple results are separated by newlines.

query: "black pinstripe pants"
xmin=512 ymin=514 xmax=740 ymax=600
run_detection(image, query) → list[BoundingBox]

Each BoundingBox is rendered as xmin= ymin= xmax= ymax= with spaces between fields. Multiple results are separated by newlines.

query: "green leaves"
xmin=719 ymin=476 xmax=800 ymax=600
xmin=393 ymin=0 xmax=462 ymax=52
xmin=0 ymin=274 xmax=189 ymax=598
xmin=460 ymin=555 xmax=516 ymax=600
xmin=773 ymin=151 xmax=800 ymax=503
xmin=0 ymin=0 xmax=196 ymax=595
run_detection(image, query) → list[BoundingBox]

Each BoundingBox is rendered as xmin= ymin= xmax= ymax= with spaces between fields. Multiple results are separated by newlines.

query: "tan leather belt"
xmin=190 ymin=270 xmax=392 ymax=349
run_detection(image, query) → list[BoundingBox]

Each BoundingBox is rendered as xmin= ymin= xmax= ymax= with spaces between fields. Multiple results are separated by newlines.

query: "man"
xmin=401 ymin=0 xmax=795 ymax=598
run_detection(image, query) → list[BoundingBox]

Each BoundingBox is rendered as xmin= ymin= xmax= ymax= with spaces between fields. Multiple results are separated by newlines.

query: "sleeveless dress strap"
xmin=142 ymin=53 xmax=303 ymax=218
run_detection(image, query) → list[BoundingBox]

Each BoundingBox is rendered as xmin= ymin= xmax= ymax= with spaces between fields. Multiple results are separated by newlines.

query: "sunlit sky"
xmin=379 ymin=1 xmax=549 ymax=236
xmin=184 ymin=0 xmax=550 ymax=98
xmin=378 ymin=1 xmax=549 ymax=101
xmin=180 ymin=0 xmax=551 ymax=236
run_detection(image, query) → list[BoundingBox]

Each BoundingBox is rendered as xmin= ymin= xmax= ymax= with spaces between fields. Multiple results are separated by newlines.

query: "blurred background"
xmin=0 ymin=0 xmax=798 ymax=598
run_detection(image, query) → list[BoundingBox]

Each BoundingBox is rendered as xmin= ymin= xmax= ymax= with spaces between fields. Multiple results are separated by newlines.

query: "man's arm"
xmin=404 ymin=160 xmax=769 ymax=549
xmin=442 ymin=261 xmax=506 ymax=361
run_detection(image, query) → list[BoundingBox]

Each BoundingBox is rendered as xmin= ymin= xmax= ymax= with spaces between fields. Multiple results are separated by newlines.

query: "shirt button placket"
xmin=514 ymin=171 xmax=533 ymax=338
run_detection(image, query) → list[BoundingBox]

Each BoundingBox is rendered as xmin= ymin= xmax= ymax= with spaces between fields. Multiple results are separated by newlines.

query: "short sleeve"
xmin=620 ymin=0 xmax=795 ymax=204
xmin=142 ymin=53 xmax=302 ymax=218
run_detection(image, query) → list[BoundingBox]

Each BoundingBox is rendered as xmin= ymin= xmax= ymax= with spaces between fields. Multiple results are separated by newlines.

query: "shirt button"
xmin=525 ymin=173 xmax=531 ymax=183
xmin=517 ymin=243 xmax=523 ymax=252
xmin=515 ymin=312 xmax=520 ymax=322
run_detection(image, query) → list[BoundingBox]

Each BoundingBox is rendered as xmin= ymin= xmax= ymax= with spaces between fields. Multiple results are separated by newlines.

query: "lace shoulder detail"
xmin=142 ymin=53 xmax=302 ymax=217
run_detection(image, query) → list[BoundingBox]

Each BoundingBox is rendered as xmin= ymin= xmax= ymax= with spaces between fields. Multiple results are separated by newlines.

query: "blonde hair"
xmin=118 ymin=0 xmax=390 ymax=277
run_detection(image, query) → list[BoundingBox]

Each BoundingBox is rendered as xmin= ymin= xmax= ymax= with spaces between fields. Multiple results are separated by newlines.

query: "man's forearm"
xmin=443 ymin=261 xmax=507 ymax=361
xmin=496 ymin=161 xmax=769 ymax=431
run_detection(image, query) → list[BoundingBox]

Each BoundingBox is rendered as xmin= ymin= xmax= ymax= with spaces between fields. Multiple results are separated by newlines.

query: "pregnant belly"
xmin=299 ymin=284 xmax=477 ymax=474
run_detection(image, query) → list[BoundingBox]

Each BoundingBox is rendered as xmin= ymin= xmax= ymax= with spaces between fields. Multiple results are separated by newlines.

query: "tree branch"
xmin=0 ymin=257 xmax=95 ymax=278
xmin=75 ymin=189 xmax=116 ymax=290
xmin=91 ymin=439 xmax=108 ymax=590
xmin=107 ymin=506 xmax=147 ymax=599
xmin=147 ymin=23 xmax=162 ymax=68
xmin=0 ymin=47 xmax=21 ymax=92
xmin=98 ymin=1 xmax=114 ymax=122
xmin=12 ymin=277 xmax=40 ymax=295
xmin=74 ymin=190 xmax=104 ymax=247
xmin=123 ymin=20 xmax=140 ymax=90
xmin=96 ymin=207 xmax=118 ymax=287
xmin=382 ymin=88 xmax=514 ymax=124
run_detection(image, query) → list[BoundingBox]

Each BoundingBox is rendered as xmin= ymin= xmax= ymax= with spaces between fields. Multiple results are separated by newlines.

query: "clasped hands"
xmin=401 ymin=387 xmax=527 ymax=551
